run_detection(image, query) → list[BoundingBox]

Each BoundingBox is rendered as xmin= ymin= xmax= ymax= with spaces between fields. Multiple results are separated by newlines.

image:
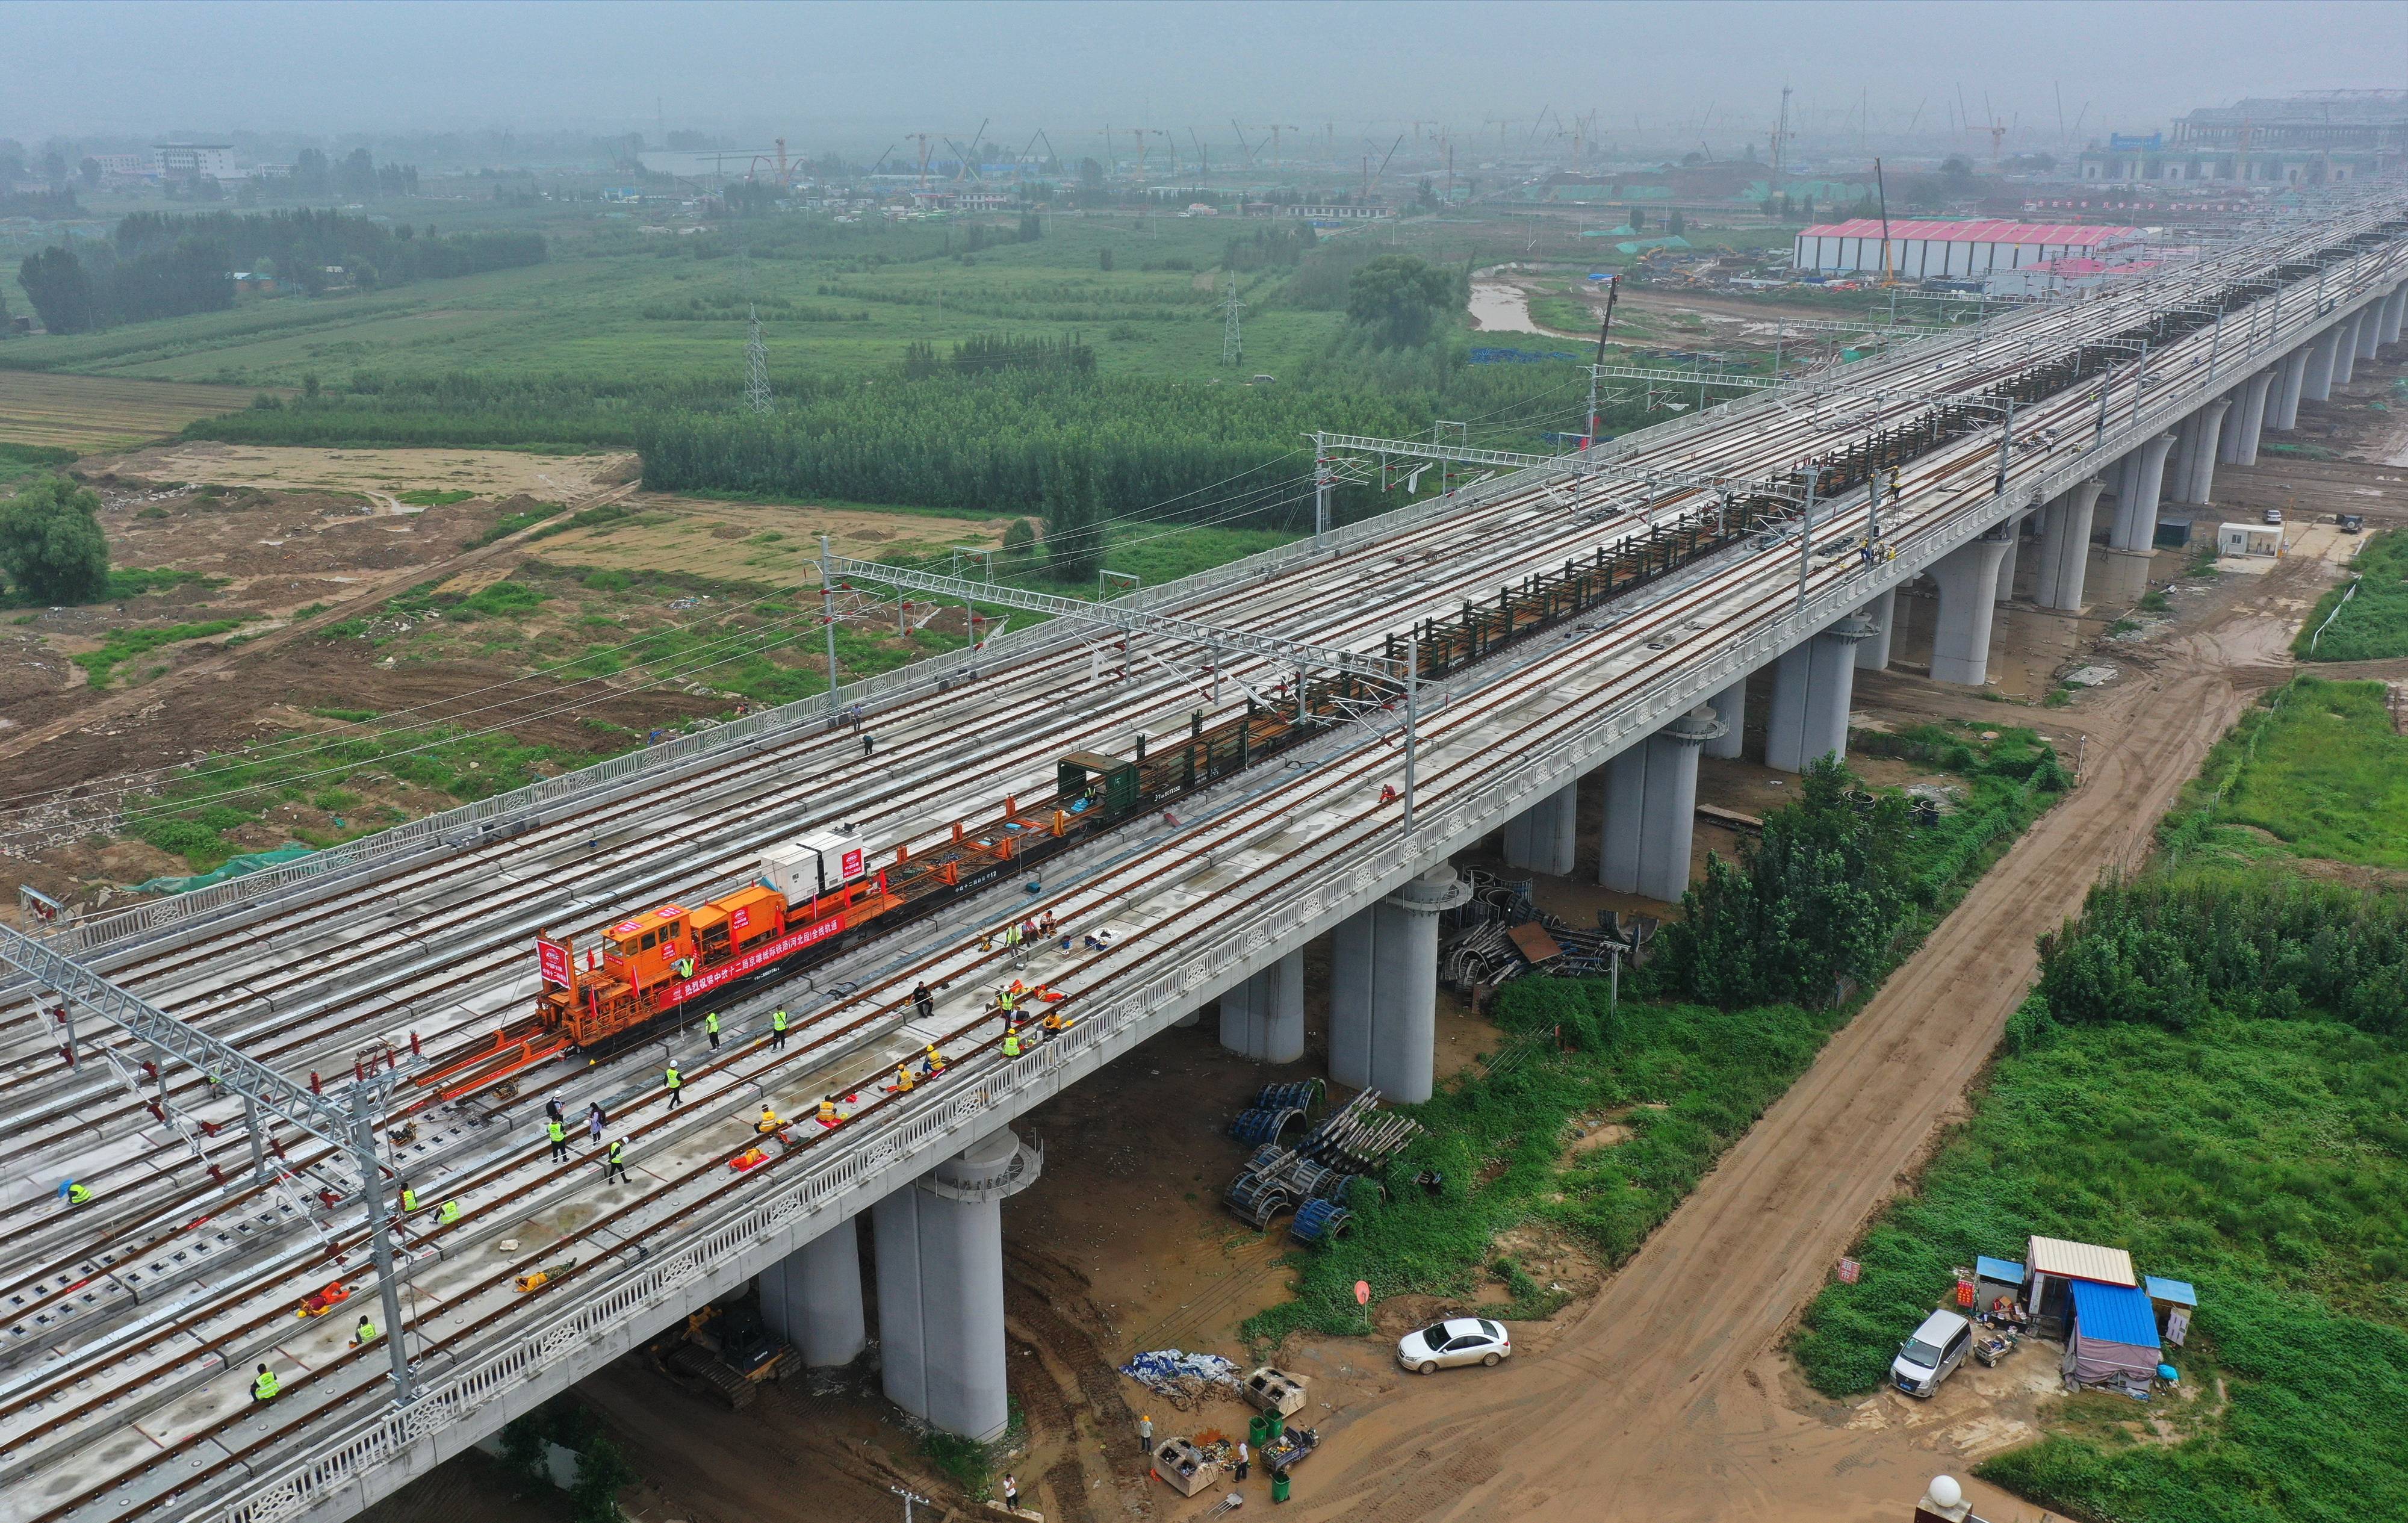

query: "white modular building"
xmin=1792 ymin=219 xmax=2144 ymax=280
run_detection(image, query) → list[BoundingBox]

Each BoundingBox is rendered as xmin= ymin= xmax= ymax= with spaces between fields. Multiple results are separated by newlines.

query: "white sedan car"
xmin=1396 ymin=1317 xmax=1511 ymax=1374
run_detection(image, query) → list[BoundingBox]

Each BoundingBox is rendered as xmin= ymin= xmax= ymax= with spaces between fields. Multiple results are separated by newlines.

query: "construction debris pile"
xmin=1226 ymin=1088 xmax=1423 ymax=1243
xmin=1438 ymin=868 xmax=1653 ymax=993
xmin=1119 ymin=1348 xmax=1242 ymax=1409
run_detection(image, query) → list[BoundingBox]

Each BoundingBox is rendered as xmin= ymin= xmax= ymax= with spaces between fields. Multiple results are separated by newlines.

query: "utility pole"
xmin=1221 ymin=271 xmax=1243 ymax=365
xmin=1584 ymin=273 xmax=1618 ymax=449
xmin=1795 ymin=463 xmax=1819 ymax=611
xmin=1770 ymin=85 xmax=1793 ymax=181
xmin=1312 ymin=435 xmax=1333 ymax=546
xmin=819 ymin=533 xmax=840 ymax=715
xmin=1403 ymin=634 xmax=1420 ymax=835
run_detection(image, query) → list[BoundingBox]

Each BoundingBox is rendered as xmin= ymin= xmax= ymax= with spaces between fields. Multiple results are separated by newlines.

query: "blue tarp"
xmin=2071 ymin=1280 xmax=2161 ymax=1349
xmin=2144 ymin=1276 xmax=2198 ymax=1307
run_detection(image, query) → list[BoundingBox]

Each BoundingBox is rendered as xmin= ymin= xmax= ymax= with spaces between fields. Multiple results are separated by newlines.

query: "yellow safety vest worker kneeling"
xmin=253 ymin=1366 xmax=280 ymax=1401
xmin=1002 ymin=1031 xmax=1023 ymax=1058
xmin=438 ymin=1199 xmax=463 ymax=1224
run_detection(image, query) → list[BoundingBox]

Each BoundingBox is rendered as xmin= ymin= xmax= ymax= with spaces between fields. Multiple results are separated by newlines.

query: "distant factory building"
xmin=154 ymin=143 xmax=237 ymax=178
xmin=2078 ymin=88 xmax=2407 ymax=184
xmin=1792 ymin=218 xmax=2143 ymax=280
xmin=1280 ymin=203 xmax=1392 ymax=221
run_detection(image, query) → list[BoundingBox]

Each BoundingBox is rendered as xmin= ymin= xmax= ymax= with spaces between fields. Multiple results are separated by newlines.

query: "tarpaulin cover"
xmin=2066 ymin=1280 xmax=2162 ymax=1387
xmin=1118 ymin=1349 xmax=1240 ymax=1404
xmin=132 ymin=844 xmax=313 ymax=896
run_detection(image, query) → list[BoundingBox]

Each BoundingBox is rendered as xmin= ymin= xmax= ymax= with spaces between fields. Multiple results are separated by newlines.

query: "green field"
xmin=2297 ymin=528 xmax=2408 ymax=661
xmin=1 ymin=214 xmax=1345 ymax=389
xmin=2183 ymin=677 xmax=2408 ymax=870
xmin=1793 ymin=677 xmax=2408 ymax=1523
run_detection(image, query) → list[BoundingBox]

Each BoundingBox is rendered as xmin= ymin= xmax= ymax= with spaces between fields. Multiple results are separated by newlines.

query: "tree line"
xmin=631 ymin=367 xmax=1428 ymax=525
xmin=14 ymin=209 xmax=544 ymax=334
xmin=901 ymin=333 xmax=1094 ymax=379
xmin=2040 ymin=869 xmax=2408 ymax=1037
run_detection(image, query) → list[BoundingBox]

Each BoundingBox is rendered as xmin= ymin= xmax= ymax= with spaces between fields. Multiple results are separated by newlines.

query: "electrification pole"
xmin=820 ymin=533 xmax=840 ymax=716
xmin=1312 ymin=438 xmax=1333 ymax=547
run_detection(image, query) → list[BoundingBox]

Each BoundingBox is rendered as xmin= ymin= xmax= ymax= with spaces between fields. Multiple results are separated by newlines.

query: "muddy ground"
xmin=1 ymin=444 xmax=1020 ymax=922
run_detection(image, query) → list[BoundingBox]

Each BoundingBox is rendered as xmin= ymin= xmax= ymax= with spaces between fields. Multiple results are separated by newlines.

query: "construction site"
xmin=4 ymin=16 xmax=2408 ymax=1521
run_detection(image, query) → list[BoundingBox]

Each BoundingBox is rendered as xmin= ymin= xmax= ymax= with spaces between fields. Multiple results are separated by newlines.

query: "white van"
xmin=1892 ymin=1308 xmax=1973 ymax=1398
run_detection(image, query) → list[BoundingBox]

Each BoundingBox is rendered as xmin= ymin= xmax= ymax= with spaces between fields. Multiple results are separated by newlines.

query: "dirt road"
xmin=1280 ymin=572 xmax=2313 ymax=1522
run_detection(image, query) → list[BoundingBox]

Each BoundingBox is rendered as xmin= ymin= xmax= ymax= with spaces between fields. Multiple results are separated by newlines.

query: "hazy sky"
xmin=11 ymin=1 xmax=2403 ymax=152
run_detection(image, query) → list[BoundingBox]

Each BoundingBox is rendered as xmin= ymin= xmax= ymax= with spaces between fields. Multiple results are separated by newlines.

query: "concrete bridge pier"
xmin=2356 ymin=305 xmax=2382 ymax=361
xmin=760 ymin=1215 xmax=867 ymax=1368
xmin=2094 ymin=432 xmax=2173 ymax=606
xmin=1766 ymin=616 xmax=1871 ymax=771
xmin=2169 ymin=413 xmax=2203 ymax=501
xmin=1220 ymin=948 xmax=1306 ymax=1064
xmin=2215 ymin=368 xmax=2273 ymax=465
xmin=1929 ymin=529 xmax=2012 ymax=687
xmin=1329 ymin=866 xmax=1469 ymax=1103
xmin=873 ymin=1129 xmax=1041 ymax=1441
xmin=2381 ymin=286 xmax=2406 ymax=346
xmin=2185 ymin=398 xmax=2232 ymax=506
xmin=1854 ymin=588 xmax=1896 ymax=671
xmin=2271 ymin=346 xmax=2310 ymax=432
xmin=1993 ymin=512 xmax=2028 ymax=602
xmin=2034 ymin=480 xmax=2105 ymax=613
xmin=1701 ymin=677 xmax=1748 ymax=760
xmin=1501 ymin=783 xmax=1578 ymax=876
xmin=1599 ymin=706 xmax=1727 ymax=902
xmin=2333 ymin=314 xmax=2362 ymax=385
xmin=2303 ymin=326 xmax=2341 ymax=403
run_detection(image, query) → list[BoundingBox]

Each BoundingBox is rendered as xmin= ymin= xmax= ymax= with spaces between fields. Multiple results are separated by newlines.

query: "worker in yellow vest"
xmin=438 ymin=1199 xmax=463 ymax=1224
xmin=399 ymin=1185 xmax=418 ymax=1213
xmin=817 ymin=1097 xmax=839 ymax=1126
xmin=771 ymin=1008 xmax=790 ymax=1051
xmin=1002 ymin=1029 xmax=1023 ymax=1058
xmin=705 ymin=1011 xmax=722 ymax=1050
xmin=757 ymin=1105 xmax=781 ymax=1135
xmin=65 ymin=1180 xmax=92 ymax=1207
xmin=665 ymin=1061 xmax=684 ymax=1108
xmin=891 ymin=1064 xmax=914 ymax=1093
xmin=546 ymin=1118 xmax=568 ymax=1163
xmin=349 ymin=1316 xmax=378 ymax=1348
xmin=251 ymin=1364 xmax=280 ymax=1403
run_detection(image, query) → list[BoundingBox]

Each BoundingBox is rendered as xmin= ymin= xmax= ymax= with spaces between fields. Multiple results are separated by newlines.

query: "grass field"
xmin=2183 ymin=676 xmax=2408 ymax=870
xmin=1792 ymin=988 xmax=2408 ymax=1523
xmin=0 ymin=371 xmax=261 ymax=451
xmin=1792 ymin=680 xmax=2408 ymax=1523
xmin=0 ymin=216 xmax=1346 ymax=390
xmin=2296 ymin=527 xmax=2408 ymax=660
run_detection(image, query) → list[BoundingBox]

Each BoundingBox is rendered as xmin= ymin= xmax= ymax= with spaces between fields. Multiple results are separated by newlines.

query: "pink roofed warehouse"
xmin=1792 ymin=218 xmax=2146 ymax=280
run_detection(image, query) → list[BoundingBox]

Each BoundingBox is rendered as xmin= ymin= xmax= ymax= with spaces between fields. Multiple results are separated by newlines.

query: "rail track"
xmin=0 ymin=197 xmax=2400 ymax=1523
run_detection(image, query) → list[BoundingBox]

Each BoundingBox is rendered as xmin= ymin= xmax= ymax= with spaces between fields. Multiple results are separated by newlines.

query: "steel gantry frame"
xmin=0 ymin=922 xmax=419 ymax=1403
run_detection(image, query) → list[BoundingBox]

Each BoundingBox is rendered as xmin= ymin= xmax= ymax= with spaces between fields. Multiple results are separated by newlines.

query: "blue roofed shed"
xmin=2066 ymin=1280 xmax=2162 ymax=1387
xmin=1974 ymin=1256 xmax=2025 ymax=1313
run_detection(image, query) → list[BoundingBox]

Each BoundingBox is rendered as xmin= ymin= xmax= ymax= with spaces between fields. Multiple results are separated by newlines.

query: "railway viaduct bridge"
xmin=1 ymin=193 xmax=2403 ymax=1523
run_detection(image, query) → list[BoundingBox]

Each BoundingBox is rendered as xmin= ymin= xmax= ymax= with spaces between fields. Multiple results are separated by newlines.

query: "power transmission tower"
xmin=1221 ymin=273 xmax=1243 ymax=365
xmin=745 ymin=305 xmax=772 ymax=413
xmin=740 ymin=245 xmax=771 ymax=414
